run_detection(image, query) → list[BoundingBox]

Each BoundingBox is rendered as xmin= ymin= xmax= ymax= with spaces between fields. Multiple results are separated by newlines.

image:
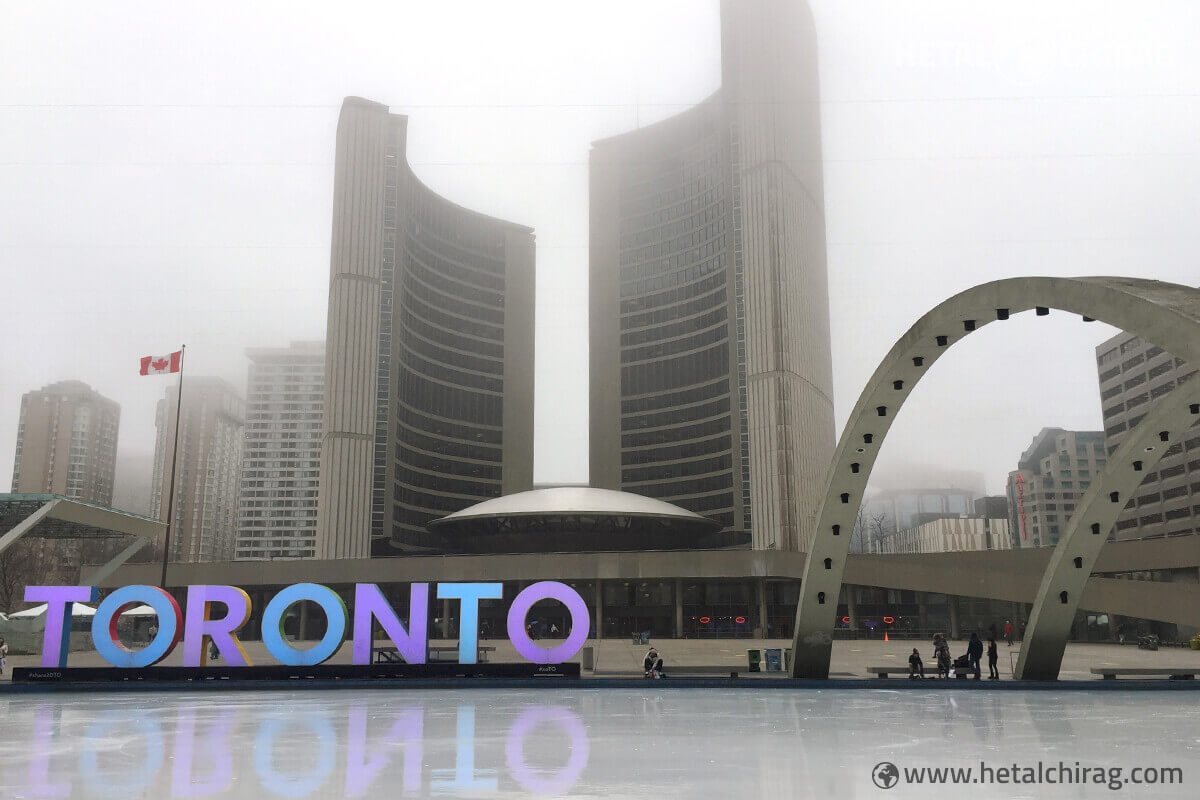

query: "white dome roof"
xmin=432 ymin=486 xmax=716 ymax=525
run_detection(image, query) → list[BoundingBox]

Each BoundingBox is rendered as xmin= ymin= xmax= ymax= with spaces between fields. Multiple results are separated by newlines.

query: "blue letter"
xmin=435 ymin=583 xmax=502 ymax=664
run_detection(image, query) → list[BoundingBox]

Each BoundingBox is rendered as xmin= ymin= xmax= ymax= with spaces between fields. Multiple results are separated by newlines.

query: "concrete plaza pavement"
xmin=3 ymin=636 xmax=1197 ymax=681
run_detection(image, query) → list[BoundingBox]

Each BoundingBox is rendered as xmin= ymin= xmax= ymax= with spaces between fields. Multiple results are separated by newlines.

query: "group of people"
xmin=909 ymin=630 xmax=1002 ymax=680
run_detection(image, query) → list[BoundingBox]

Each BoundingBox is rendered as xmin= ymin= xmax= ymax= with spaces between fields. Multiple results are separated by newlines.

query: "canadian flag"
xmin=139 ymin=351 xmax=183 ymax=375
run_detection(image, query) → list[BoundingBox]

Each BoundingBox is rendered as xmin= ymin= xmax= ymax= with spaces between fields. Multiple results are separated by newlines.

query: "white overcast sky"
xmin=1 ymin=0 xmax=1197 ymax=503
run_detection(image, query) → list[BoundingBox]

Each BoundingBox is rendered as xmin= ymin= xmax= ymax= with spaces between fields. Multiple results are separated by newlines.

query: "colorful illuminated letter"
xmin=261 ymin=583 xmax=347 ymax=666
xmin=436 ymin=582 xmax=502 ymax=664
xmin=506 ymin=581 xmax=589 ymax=663
xmin=92 ymin=585 xmax=182 ymax=668
xmin=24 ymin=585 xmax=98 ymax=667
xmin=183 ymin=585 xmax=253 ymax=667
xmin=352 ymin=583 xmax=428 ymax=665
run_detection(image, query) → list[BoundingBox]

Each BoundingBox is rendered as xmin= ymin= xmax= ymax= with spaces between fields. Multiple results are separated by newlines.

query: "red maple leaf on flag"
xmin=152 ymin=358 xmax=169 ymax=371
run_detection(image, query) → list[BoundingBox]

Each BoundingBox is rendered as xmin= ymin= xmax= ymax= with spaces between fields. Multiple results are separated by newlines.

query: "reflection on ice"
xmin=1 ymin=688 xmax=1196 ymax=798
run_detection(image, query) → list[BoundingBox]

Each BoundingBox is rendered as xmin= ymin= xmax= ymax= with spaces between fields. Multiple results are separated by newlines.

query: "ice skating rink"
xmin=1 ymin=688 xmax=1195 ymax=799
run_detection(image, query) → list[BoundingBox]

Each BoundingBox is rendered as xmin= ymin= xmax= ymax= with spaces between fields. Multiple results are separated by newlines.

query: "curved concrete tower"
xmin=318 ymin=98 xmax=535 ymax=559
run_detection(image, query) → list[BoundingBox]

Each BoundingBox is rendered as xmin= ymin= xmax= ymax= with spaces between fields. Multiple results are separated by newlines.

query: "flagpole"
xmin=159 ymin=344 xmax=186 ymax=589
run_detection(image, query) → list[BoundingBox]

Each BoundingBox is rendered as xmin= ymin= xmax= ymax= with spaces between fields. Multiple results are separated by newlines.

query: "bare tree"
xmin=0 ymin=539 xmax=45 ymax=613
xmin=850 ymin=507 xmax=868 ymax=553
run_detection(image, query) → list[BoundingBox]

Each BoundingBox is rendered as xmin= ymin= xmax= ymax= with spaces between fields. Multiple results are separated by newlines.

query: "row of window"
xmin=621 ymin=343 xmax=730 ymax=396
xmin=623 ymin=453 xmax=732 ymax=484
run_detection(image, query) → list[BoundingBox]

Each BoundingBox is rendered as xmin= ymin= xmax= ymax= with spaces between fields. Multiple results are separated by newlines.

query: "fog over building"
xmin=237 ymin=341 xmax=323 ymax=560
xmin=10 ymin=380 xmax=119 ymax=505
xmin=152 ymin=377 xmax=244 ymax=563
xmin=1006 ymin=428 xmax=1106 ymax=549
xmin=1096 ymin=331 xmax=1199 ymax=541
xmin=317 ymin=97 xmax=536 ymax=559
xmin=589 ymin=0 xmax=833 ymax=551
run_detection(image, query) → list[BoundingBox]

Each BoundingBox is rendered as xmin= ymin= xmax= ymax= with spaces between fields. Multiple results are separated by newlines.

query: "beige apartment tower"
xmin=237 ymin=341 xmax=324 ymax=560
xmin=589 ymin=0 xmax=834 ymax=551
xmin=11 ymin=380 xmax=120 ymax=503
xmin=152 ymin=377 xmax=245 ymax=563
xmin=1096 ymin=331 xmax=1199 ymax=541
xmin=317 ymin=97 xmax=535 ymax=559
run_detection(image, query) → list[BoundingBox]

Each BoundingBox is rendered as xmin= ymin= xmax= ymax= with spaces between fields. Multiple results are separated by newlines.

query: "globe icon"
xmin=872 ymin=762 xmax=900 ymax=789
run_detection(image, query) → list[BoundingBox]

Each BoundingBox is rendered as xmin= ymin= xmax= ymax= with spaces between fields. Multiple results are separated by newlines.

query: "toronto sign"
xmin=24 ymin=581 xmax=589 ymax=668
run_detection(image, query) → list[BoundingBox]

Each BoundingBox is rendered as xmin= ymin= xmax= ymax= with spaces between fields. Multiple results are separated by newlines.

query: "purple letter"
xmin=352 ymin=583 xmax=428 ymax=665
xmin=506 ymin=582 xmax=589 ymax=664
xmin=345 ymin=704 xmax=424 ymax=797
xmin=506 ymin=706 xmax=590 ymax=794
xmin=170 ymin=706 xmax=235 ymax=797
xmin=24 ymin=585 xmax=98 ymax=667
xmin=183 ymin=585 xmax=253 ymax=667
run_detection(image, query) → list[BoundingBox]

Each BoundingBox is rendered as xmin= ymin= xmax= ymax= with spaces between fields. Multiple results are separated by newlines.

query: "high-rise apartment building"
xmin=11 ymin=380 xmax=120 ymax=504
xmin=589 ymin=0 xmax=833 ymax=551
xmin=1096 ymin=331 xmax=1198 ymax=541
xmin=1006 ymin=428 xmax=1107 ymax=548
xmin=152 ymin=377 xmax=244 ymax=563
xmin=317 ymin=97 xmax=536 ymax=559
xmin=237 ymin=342 xmax=324 ymax=560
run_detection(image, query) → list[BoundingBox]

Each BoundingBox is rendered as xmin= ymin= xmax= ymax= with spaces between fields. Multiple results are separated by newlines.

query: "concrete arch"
xmin=789 ymin=277 xmax=1200 ymax=679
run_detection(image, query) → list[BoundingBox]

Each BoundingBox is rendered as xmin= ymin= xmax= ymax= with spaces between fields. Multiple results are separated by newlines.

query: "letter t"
xmin=435 ymin=583 xmax=502 ymax=664
xmin=25 ymin=585 xmax=98 ymax=667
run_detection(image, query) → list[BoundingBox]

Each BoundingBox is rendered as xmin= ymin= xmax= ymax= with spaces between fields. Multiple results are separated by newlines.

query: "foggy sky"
xmin=2 ymin=0 xmax=1198 ymax=506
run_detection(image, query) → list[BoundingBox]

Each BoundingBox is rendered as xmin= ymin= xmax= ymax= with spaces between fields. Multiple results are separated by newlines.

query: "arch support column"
xmin=1015 ymin=381 xmax=1200 ymax=680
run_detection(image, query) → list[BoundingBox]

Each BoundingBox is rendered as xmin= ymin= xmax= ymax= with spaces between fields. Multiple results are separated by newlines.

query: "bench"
xmin=1091 ymin=667 xmax=1199 ymax=680
xmin=868 ymin=665 xmax=971 ymax=679
xmin=373 ymin=645 xmax=496 ymax=664
xmin=868 ymin=666 xmax=928 ymax=679
xmin=664 ymin=666 xmax=741 ymax=678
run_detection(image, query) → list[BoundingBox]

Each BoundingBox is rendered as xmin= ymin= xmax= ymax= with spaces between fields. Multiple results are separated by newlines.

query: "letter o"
xmin=261 ymin=583 xmax=347 ymax=666
xmin=92 ymin=585 xmax=181 ymax=668
xmin=506 ymin=582 xmax=589 ymax=664
xmin=505 ymin=706 xmax=590 ymax=794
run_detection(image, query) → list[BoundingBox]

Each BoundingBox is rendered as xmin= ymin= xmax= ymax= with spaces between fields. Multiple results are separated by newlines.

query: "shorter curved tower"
xmin=317 ymin=97 xmax=535 ymax=558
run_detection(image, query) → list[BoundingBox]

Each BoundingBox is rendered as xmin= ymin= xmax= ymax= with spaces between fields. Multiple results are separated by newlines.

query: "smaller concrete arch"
xmin=1015 ymin=381 xmax=1200 ymax=680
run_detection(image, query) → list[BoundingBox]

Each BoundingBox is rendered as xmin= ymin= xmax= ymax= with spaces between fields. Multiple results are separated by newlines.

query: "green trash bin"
xmin=747 ymin=649 xmax=762 ymax=672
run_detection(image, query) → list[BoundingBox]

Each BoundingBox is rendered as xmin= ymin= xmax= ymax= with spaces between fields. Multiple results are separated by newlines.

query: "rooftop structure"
xmin=426 ymin=487 xmax=745 ymax=553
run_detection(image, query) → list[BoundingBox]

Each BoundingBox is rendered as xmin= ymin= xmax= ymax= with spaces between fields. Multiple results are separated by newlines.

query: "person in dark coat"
xmin=908 ymin=648 xmax=924 ymax=679
xmin=966 ymin=632 xmax=984 ymax=679
xmin=986 ymin=637 xmax=1000 ymax=679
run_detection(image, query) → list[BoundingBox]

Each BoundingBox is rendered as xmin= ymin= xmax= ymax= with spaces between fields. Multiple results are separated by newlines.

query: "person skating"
xmin=1003 ymin=619 xmax=1014 ymax=646
xmin=987 ymin=637 xmax=1000 ymax=679
xmin=0 ymin=637 xmax=7 ymax=677
xmin=967 ymin=632 xmax=983 ymax=679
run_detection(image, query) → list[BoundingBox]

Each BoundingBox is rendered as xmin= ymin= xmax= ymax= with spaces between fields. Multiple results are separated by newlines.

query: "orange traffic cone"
xmin=884 ymin=631 xmax=889 ymax=642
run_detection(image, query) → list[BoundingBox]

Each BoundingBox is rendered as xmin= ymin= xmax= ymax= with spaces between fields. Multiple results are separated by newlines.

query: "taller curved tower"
xmin=589 ymin=0 xmax=832 ymax=551
xmin=318 ymin=97 xmax=535 ymax=559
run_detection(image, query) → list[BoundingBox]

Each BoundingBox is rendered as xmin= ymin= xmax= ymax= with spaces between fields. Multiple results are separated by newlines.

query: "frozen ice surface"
xmin=0 ymin=688 xmax=1196 ymax=799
